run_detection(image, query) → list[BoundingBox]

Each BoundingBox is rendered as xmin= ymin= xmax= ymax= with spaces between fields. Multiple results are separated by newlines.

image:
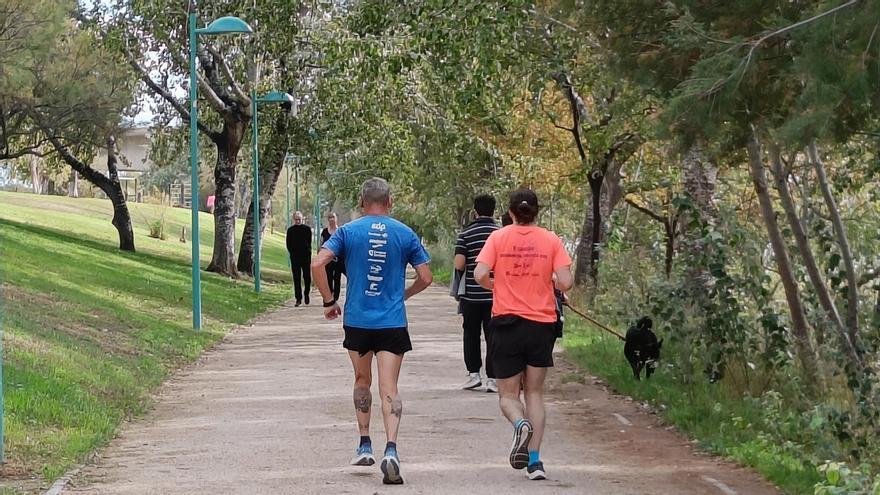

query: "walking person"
xmin=474 ymin=188 xmax=573 ymax=481
xmin=454 ymin=194 xmax=500 ymax=392
xmin=320 ymin=212 xmax=346 ymax=302
xmin=312 ymin=178 xmax=433 ymax=485
xmin=286 ymin=211 xmax=312 ymax=306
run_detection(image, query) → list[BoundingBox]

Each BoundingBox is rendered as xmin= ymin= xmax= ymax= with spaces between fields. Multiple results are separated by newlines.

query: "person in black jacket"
xmin=320 ymin=212 xmax=346 ymax=301
xmin=286 ymin=211 xmax=312 ymax=306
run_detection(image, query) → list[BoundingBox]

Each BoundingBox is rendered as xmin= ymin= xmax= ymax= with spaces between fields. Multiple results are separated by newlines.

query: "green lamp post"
xmin=189 ymin=13 xmax=253 ymax=330
xmin=251 ymin=90 xmax=294 ymax=294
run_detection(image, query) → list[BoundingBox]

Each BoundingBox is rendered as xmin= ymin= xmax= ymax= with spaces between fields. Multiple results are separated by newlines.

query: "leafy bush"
xmin=142 ymin=207 xmax=167 ymax=241
xmin=426 ymin=239 xmax=455 ymax=285
xmin=814 ymin=462 xmax=880 ymax=495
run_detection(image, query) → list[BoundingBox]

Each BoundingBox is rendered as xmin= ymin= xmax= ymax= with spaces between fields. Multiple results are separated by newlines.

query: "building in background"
xmin=91 ymin=126 xmax=153 ymax=203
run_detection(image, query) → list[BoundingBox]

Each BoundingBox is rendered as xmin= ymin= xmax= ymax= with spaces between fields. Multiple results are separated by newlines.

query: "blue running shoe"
xmin=509 ymin=419 xmax=533 ymax=470
xmin=350 ymin=443 xmax=375 ymax=466
xmin=381 ymin=448 xmax=404 ymax=485
xmin=527 ymin=461 xmax=547 ymax=480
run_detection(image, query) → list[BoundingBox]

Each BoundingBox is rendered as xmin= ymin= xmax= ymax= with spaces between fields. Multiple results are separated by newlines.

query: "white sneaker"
xmin=461 ymin=372 xmax=482 ymax=390
xmin=485 ymin=379 xmax=498 ymax=393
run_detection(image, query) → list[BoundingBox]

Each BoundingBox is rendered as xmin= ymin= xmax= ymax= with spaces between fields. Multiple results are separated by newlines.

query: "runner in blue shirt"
xmin=312 ymin=177 xmax=432 ymax=486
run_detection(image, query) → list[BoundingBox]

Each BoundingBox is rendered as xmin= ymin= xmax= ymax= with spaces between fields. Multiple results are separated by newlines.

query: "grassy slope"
xmin=563 ymin=322 xmax=819 ymax=495
xmin=0 ymin=191 xmax=292 ymax=483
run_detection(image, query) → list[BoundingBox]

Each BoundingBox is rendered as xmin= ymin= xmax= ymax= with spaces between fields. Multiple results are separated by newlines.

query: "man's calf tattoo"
xmin=354 ymin=386 xmax=371 ymax=413
xmin=386 ymin=395 xmax=403 ymax=418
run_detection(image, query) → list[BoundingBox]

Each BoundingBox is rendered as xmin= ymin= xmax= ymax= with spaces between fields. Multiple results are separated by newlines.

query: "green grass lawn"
xmin=0 ymin=191 xmax=292 ymax=485
xmin=563 ymin=321 xmax=820 ymax=495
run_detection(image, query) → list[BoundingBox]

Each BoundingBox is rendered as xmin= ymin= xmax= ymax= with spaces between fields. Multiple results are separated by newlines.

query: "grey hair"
xmin=360 ymin=177 xmax=391 ymax=205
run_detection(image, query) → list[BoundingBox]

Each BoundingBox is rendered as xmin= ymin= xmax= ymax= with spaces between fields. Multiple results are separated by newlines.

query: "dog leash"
xmin=562 ymin=302 xmax=626 ymax=341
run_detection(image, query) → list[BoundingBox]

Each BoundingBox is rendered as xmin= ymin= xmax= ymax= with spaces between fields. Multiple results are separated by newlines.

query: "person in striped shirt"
xmin=454 ymin=194 xmax=500 ymax=392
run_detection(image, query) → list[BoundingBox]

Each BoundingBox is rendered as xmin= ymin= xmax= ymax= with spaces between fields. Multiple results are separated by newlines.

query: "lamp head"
xmin=197 ymin=16 xmax=253 ymax=35
xmin=257 ymin=91 xmax=294 ymax=104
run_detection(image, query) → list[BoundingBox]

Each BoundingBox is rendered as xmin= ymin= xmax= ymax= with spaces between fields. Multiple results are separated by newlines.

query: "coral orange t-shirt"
xmin=476 ymin=225 xmax=572 ymax=323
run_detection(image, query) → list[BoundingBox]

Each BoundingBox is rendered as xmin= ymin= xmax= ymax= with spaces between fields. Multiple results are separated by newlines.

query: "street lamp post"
xmin=251 ymin=90 xmax=294 ymax=294
xmin=189 ymin=14 xmax=252 ymax=330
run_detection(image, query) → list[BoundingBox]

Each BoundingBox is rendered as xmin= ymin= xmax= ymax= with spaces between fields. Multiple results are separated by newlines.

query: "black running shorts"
xmin=343 ymin=326 xmax=412 ymax=356
xmin=488 ymin=315 xmax=557 ymax=379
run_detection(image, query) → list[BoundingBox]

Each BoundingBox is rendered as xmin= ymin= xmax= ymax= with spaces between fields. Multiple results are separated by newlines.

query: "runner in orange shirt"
xmin=474 ymin=188 xmax=573 ymax=481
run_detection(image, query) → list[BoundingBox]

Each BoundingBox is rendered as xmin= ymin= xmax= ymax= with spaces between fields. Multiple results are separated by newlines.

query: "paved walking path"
xmin=62 ymin=286 xmax=778 ymax=494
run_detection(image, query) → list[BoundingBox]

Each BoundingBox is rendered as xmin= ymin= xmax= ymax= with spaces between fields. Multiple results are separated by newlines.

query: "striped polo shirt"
xmin=454 ymin=217 xmax=499 ymax=303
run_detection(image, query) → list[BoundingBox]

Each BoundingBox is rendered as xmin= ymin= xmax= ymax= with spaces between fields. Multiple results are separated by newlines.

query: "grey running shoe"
xmin=485 ymin=378 xmax=498 ymax=393
xmin=509 ymin=419 xmax=533 ymax=470
xmin=461 ymin=372 xmax=482 ymax=390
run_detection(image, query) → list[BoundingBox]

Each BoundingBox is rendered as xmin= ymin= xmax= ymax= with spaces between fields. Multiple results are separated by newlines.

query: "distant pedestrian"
xmin=501 ymin=211 xmax=513 ymax=227
xmin=454 ymin=194 xmax=499 ymax=392
xmin=312 ymin=178 xmax=433 ymax=485
xmin=286 ymin=211 xmax=312 ymax=306
xmin=474 ymin=188 xmax=573 ymax=481
xmin=321 ymin=212 xmax=346 ymax=302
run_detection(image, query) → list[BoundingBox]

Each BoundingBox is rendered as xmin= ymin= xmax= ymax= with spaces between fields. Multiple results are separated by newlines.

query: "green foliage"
xmin=814 ymin=462 xmax=880 ymax=495
xmin=142 ymin=207 xmax=168 ymax=241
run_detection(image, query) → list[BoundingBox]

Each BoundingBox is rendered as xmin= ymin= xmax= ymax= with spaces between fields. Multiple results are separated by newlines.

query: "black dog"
xmin=624 ymin=317 xmax=662 ymax=380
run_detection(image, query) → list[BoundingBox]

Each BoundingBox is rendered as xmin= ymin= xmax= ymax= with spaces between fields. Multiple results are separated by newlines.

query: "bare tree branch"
xmin=206 ymin=44 xmax=251 ymax=106
xmin=123 ymin=44 xmax=219 ymax=141
xmin=625 ymin=196 xmax=666 ymax=224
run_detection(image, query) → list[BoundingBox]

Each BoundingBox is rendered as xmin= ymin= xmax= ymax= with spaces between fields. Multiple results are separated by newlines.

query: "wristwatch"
xmin=323 ymin=299 xmax=337 ymax=308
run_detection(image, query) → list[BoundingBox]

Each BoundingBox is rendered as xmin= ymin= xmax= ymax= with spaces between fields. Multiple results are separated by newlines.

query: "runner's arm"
xmin=453 ymin=254 xmax=466 ymax=271
xmin=553 ymin=265 xmax=574 ymax=292
xmin=405 ymin=263 xmax=433 ymax=300
xmin=311 ymin=248 xmax=341 ymax=318
xmin=474 ymin=262 xmax=492 ymax=290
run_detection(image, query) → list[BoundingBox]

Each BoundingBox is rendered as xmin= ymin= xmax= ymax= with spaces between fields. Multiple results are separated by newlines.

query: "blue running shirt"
xmin=323 ymin=215 xmax=430 ymax=329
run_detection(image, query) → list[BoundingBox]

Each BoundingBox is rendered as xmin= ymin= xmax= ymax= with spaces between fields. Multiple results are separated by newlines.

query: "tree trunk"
xmin=680 ymin=142 xmax=718 ymax=290
xmin=664 ymin=221 xmax=675 ymax=278
xmin=574 ymin=192 xmax=596 ymax=287
xmin=587 ymin=170 xmax=603 ymax=286
xmin=29 ymin=155 xmax=42 ymax=194
xmin=47 ymin=135 xmax=135 ymax=251
xmin=768 ymin=145 xmax=862 ymax=372
xmin=746 ymin=136 xmax=817 ymax=381
xmin=237 ymin=116 xmax=290 ymax=275
xmin=207 ymin=119 xmax=246 ymax=277
xmin=69 ymin=171 xmax=79 ymax=198
xmin=555 ymin=72 xmax=594 ymax=287
xmin=807 ymin=141 xmax=861 ymax=349
xmin=105 ymin=140 xmax=136 ymax=251
xmin=237 ymin=172 xmax=251 ymax=220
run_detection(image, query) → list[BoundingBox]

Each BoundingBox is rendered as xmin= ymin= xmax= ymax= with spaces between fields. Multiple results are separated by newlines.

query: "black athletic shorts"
xmin=488 ymin=315 xmax=557 ymax=379
xmin=343 ymin=326 xmax=412 ymax=356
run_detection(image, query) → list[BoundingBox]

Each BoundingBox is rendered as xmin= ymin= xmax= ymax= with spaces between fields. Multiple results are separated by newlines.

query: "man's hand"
xmin=324 ymin=302 xmax=342 ymax=320
xmin=404 ymin=263 xmax=433 ymax=300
